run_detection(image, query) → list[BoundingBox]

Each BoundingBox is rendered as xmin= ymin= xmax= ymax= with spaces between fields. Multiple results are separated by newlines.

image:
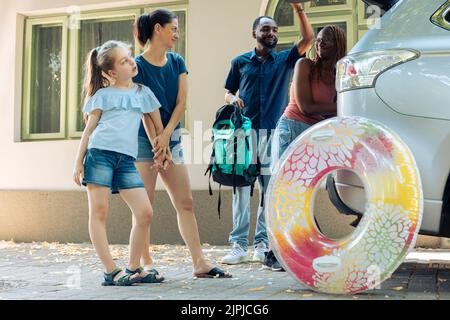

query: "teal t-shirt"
xmin=133 ymin=52 xmax=188 ymax=141
xmin=83 ymin=85 xmax=161 ymax=159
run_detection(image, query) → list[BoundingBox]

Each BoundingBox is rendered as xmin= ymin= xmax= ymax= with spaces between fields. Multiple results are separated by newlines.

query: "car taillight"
xmin=336 ymin=50 xmax=419 ymax=93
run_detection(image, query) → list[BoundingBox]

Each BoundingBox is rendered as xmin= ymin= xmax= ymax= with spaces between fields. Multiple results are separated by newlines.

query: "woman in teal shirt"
xmin=133 ymin=9 xmax=232 ymax=279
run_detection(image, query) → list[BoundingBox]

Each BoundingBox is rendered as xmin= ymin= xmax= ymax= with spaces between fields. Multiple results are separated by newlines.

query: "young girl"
xmin=73 ymin=40 xmax=168 ymax=286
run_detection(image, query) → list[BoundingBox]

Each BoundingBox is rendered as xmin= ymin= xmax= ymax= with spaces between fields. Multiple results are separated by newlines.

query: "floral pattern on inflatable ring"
xmin=266 ymin=117 xmax=423 ymax=295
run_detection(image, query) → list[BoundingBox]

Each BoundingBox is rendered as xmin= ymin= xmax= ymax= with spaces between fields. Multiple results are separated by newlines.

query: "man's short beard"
xmin=264 ymin=41 xmax=278 ymax=49
xmin=258 ymin=37 xmax=278 ymax=50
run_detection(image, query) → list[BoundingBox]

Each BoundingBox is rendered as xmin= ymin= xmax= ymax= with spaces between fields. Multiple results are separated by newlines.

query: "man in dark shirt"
xmin=221 ymin=2 xmax=314 ymax=267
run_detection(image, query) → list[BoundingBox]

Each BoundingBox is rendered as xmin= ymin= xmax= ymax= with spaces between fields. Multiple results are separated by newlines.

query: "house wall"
xmin=0 ymin=0 xmax=269 ymax=245
xmin=0 ymin=0 xmax=262 ymax=192
xmin=0 ymin=0 xmax=442 ymax=248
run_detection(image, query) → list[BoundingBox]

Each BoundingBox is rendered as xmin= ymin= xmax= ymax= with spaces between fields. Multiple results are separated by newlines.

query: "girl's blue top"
xmin=83 ymin=85 xmax=161 ymax=159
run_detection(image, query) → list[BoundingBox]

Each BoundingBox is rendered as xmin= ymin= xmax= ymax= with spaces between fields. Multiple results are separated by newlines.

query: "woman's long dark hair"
xmin=134 ymin=9 xmax=178 ymax=48
xmin=311 ymin=25 xmax=347 ymax=83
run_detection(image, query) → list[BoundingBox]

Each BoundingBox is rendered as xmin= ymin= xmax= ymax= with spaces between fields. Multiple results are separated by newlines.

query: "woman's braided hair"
xmin=311 ymin=25 xmax=347 ymax=83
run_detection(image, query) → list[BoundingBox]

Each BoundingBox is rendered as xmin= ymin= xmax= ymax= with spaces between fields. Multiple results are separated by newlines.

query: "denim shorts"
xmin=136 ymin=135 xmax=185 ymax=164
xmin=82 ymin=148 xmax=145 ymax=194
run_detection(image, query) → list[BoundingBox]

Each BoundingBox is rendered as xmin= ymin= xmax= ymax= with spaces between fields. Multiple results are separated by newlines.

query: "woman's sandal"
xmin=102 ymin=268 xmax=141 ymax=287
xmin=126 ymin=267 xmax=165 ymax=284
xmin=194 ymin=267 xmax=232 ymax=279
xmin=143 ymin=266 xmax=160 ymax=275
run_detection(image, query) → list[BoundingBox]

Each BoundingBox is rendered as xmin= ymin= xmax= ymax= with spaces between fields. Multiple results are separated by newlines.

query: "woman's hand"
xmin=153 ymin=131 xmax=171 ymax=158
xmin=151 ymin=148 xmax=173 ymax=171
xmin=151 ymin=146 xmax=167 ymax=170
xmin=162 ymin=149 xmax=174 ymax=171
xmin=73 ymin=160 xmax=85 ymax=186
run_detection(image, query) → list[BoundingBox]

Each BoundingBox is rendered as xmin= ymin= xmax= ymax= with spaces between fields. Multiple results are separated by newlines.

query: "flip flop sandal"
xmin=194 ymin=267 xmax=232 ymax=279
xmin=126 ymin=267 xmax=165 ymax=284
xmin=102 ymin=268 xmax=141 ymax=286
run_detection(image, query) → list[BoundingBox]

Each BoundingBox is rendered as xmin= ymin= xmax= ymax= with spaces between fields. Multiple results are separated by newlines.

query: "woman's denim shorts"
xmin=136 ymin=135 xmax=185 ymax=164
xmin=82 ymin=148 xmax=145 ymax=194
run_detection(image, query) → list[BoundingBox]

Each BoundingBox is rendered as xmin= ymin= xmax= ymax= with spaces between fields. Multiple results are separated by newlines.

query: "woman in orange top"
xmin=264 ymin=25 xmax=347 ymax=272
xmin=271 ymin=25 xmax=347 ymax=173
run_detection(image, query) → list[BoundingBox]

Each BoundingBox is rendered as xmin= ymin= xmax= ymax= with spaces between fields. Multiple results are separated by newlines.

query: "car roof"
xmin=352 ymin=0 xmax=449 ymax=54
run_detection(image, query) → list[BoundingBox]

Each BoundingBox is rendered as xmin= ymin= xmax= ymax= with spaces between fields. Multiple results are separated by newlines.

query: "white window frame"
xmin=21 ymin=1 xmax=188 ymax=141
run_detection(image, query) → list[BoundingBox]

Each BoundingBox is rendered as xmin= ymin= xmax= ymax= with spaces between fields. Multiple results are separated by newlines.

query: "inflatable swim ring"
xmin=266 ymin=117 xmax=423 ymax=294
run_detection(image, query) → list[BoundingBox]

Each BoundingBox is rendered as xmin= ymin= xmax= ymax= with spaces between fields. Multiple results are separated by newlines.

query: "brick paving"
xmin=0 ymin=241 xmax=449 ymax=300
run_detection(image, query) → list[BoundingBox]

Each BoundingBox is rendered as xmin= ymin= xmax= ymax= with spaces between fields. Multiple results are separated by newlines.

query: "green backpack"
xmin=205 ymin=105 xmax=261 ymax=218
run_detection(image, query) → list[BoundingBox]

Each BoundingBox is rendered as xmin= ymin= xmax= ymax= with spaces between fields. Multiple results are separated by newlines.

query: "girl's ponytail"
xmin=82 ymin=40 xmax=131 ymax=107
xmin=82 ymin=48 xmax=109 ymax=103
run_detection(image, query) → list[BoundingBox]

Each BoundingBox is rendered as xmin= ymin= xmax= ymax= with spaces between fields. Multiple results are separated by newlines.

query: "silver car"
xmin=329 ymin=0 xmax=450 ymax=238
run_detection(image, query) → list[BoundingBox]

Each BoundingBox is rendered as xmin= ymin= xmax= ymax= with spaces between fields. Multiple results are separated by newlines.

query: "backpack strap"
xmin=245 ymin=135 xmax=251 ymax=153
xmin=232 ymin=166 xmax=237 ymax=194
xmin=232 ymin=135 xmax=237 ymax=194
xmin=231 ymin=105 xmax=245 ymax=181
xmin=249 ymin=179 xmax=265 ymax=208
xmin=205 ymin=143 xmax=218 ymax=196
xmin=209 ymin=177 xmax=213 ymax=197
xmin=204 ymin=164 xmax=214 ymax=196
xmin=217 ymin=184 xmax=222 ymax=219
xmin=250 ymin=182 xmax=255 ymax=197
xmin=232 ymin=105 xmax=243 ymax=129
xmin=259 ymin=136 xmax=265 ymax=207
xmin=259 ymin=177 xmax=265 ymax=209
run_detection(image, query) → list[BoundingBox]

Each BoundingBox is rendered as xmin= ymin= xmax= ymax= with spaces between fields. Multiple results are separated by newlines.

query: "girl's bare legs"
xmin=119 ymin=188 xmax=161 ymax=279
xmin=159 ymin=164 xmax=230 ymax=276
xmin=135 ymin=162 xmax=159 ymax=267
xmin=88 ymin=182 xmax=162 ymax=281
xmin=87 ymin=184 xmax=139 ymax=281
xmin=87 ymin=184 xmax=117 ymax=273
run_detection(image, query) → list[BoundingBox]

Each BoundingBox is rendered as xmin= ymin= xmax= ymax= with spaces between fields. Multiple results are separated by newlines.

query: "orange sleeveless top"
xmin=283 ymin=79 xmax=336 ymax=126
